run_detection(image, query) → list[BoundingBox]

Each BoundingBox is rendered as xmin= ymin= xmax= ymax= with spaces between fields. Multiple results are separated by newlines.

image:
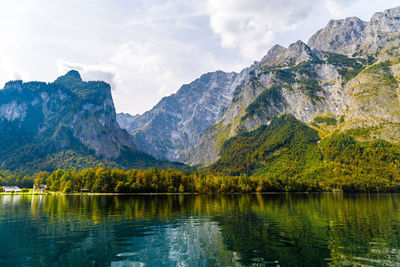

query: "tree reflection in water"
xmin=0 ymin=193 xmax=399 ymax=266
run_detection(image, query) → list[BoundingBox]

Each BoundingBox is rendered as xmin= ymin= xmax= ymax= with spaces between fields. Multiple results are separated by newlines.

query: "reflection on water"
xmin=0 ymin=194 xmax=400 ymax=266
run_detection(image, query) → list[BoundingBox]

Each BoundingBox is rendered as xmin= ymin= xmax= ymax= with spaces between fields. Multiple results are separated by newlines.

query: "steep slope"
xmin=187 ymin=6 xmax=400 ymax=166
xmin=209 ymin=114 xmax=400 ymax=192
xmin=0 ymin=70 xmax=174 ymax=172
xmin=210 ymin=114 xmax=322 ymax=176
xmin=117 ymin=70 xmax=247 ymax=161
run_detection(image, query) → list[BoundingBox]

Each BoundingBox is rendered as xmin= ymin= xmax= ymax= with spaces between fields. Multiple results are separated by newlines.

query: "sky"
xmin=0 ymin=0 xmax=399 ymax=115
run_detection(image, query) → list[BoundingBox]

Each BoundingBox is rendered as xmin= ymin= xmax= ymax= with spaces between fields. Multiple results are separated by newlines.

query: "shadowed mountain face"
xmin=0 ymin=70 xmax=175 ymax=172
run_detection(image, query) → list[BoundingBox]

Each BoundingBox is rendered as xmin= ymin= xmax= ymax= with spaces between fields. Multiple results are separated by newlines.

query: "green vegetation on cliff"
xmin=242 ymin=84 xmax=284 ymax=121
xmin=213 ymin=115 xmax=322 ymax=176
xmin=325 ymin=52 xmax=367 ymax=82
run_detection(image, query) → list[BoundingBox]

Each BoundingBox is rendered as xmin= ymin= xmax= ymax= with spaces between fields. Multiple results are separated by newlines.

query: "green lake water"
xmin=0 ymin=193 xmax=400 ymax=266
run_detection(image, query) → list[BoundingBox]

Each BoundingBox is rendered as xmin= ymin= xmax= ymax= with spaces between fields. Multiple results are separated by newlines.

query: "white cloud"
xmin=111 ymin=42 xmax=173 ymax=94
xmin=206 ymin=0 xmax=318 ymax=59
xmin=109 ymin=41 xmax=179 ymax=114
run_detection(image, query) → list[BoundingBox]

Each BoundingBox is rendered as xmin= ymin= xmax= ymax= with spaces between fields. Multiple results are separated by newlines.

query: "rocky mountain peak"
xmin=368 ymin=6 xmax=400 ymax=34
xmin=260 ymin=44 xmax=287 ymax=66
xmin=307 ymin=17 xmax=366 ymax=55
xmin=64 ymin=70 xmax=82 ymax=80
xmin=287 ymin=40 xmax=314 ymax=61
xmin=54 ymin=70 xmax=83 ymax=86
xmin=260 ymin=40 xmax=314 ymax=67
xmin=288 ymin=40 xmax=310 ymax=51
xmin=308 ymin=6 xmax=400 ymax=56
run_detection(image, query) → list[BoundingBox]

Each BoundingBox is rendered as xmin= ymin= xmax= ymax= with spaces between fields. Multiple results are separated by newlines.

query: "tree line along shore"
xmin=1 ymin=165 xmax=400 ymax=194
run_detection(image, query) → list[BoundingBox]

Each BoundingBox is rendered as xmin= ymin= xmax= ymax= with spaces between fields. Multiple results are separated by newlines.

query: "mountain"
xmin=0 ymin=70 xmax=179 ymax=172
xmin=117 ymin=6 xmax=400 ymax=170
xmin=117 ymin=70 xmax=247 ymax=161
xmin=186 ymin=6 xmax=400 ymax=166
xmin=116 ymin=6 xmax=400 ymax=168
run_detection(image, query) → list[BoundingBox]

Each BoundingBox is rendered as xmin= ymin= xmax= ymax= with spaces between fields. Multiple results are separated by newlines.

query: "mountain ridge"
xmin=117 ymin=6 xmax=400 ymax=167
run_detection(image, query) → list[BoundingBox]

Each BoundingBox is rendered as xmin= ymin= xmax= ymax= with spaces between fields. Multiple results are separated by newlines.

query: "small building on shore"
xmin=1 ymin=186 xmax=22 ymax=192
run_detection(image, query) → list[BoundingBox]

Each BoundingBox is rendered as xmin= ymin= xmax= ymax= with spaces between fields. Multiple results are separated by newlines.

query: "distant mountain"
xmin=0 ymin=70 xmax=182 ymax=172
xmin=117 ymin=70 xmax=247 ymax=161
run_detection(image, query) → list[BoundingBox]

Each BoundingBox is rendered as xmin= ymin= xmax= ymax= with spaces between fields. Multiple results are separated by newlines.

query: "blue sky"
xmin=0 ymin=0 xmax=398 ymax=115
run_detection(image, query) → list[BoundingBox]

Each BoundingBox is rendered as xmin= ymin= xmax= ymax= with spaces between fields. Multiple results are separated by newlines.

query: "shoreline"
xmin=0 ymin=191 xmax=315 ymax=196
xmin=1 ymin=192 xmax=399 ymax=196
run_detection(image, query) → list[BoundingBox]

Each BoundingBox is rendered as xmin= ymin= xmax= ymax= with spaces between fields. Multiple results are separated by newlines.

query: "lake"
xmin=0 ymin=193 xmax=399 ymax=266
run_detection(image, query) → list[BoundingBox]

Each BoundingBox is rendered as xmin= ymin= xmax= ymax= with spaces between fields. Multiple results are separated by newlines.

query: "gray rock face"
xmin=117 ymin=70 xmax=246 ymax=161
xmin=260 ymin=41 xmax=316 ymax=67
xmin=308 ymin=6 xmax=400 ymax=55
xmin=0 ymin=100 xmax=27 ymax=121
xmin=69 ymin=95 xmax=134 ymax=159
xmin=307 ymin=17 xmax=367 ymax=55
xmin=116 ymin=113 xmax=140 ymax=132
xmin=368 ymin=7 xmax=400 ymax=34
